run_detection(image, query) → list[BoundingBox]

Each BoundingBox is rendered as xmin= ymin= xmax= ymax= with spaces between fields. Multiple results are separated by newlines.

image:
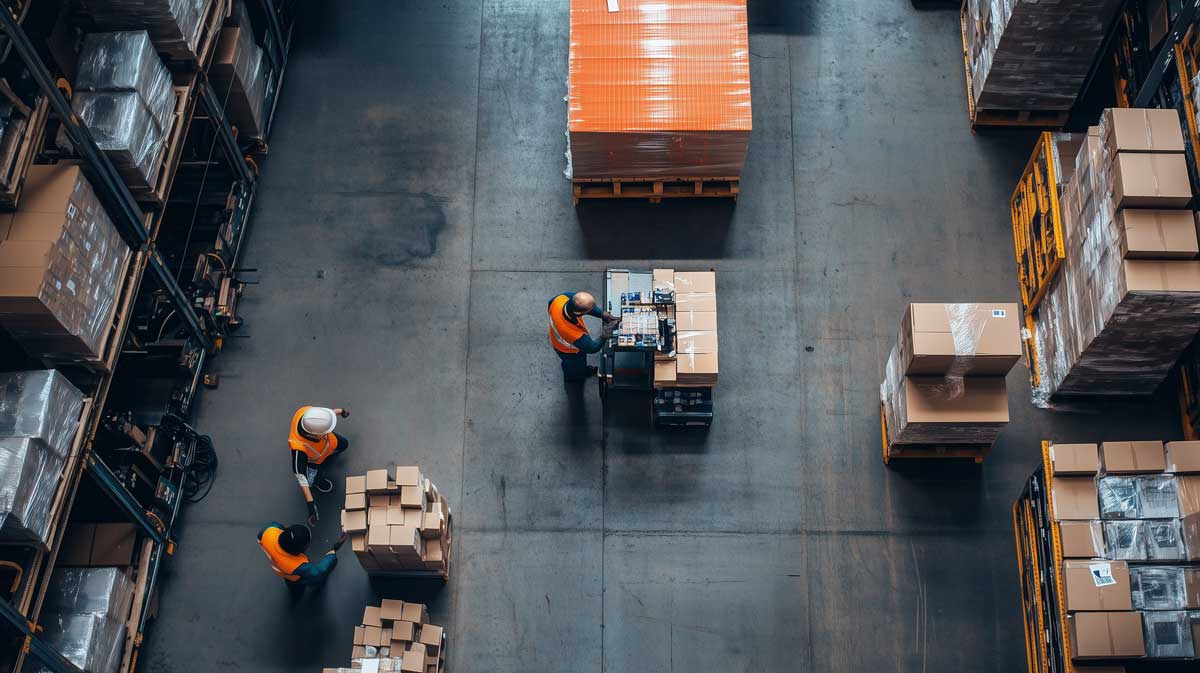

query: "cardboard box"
xmin=418 ymin=624 xmax=443 ymax=650
xmin=1060 ymin=520 xmax=1106 ymax=558
xmin=351 ymin=645 xmax=366 ymax=660
xmin=1103 ymin=108 xmax=1186 ymax=155
xmin=342 ymin=509 xmax=368 ymax=533
xmin=368 ymin=494 xmax=390 ymax=509
xmin=346 ymin=475 xmax=365 ymax=494
xmin=1182 ymin=513 xmax=1200 ymax=561
xmin=389 ymin=525 xmax=422 ymax=556
xmin=1050 ymin=443 xmax=1100 ymax=475
xmin=386 ymin=506 xmax=406 ymax=526
xmin=400 ymin=485 xmax=424 ymax=509
xmin=1179 ymin=476 xmax=1200 ymax=516
xmin=368 ymin=508 xmax=387 ymax=527
xmin=392 ymin=620 xmax=416 ymax=642
xmin=1102 ymin=441 xmax=1166 ymax=474
xmin=1109 ymin=152 xmax=1192 ymax=209
xmin=395 ymin=466 xmax=422 ymax=487
xmin=366 ymin=469 xmax=390 ymax=493
xmin=1123 ymin=259 xmax=1200 ymax=291
xmin=380 ymin=598 xmax=405 ymax=621
xmin=673 ymin=271 xmax=715 ymax=294
xmin=362 ymin=605 xmax=382 ymax=628
xmin=1069 ymin=612 xmax=1145 ymax=658
xmin=363 ymin=626 xmax=382 ymax=648
xmin=345 ymin=492 xmax=366 ymax=510
xmin=653 ymin=359 xmax=677 ymax=386
xmin=674 ymin=310 xmax=716 ymax=332
xmin=675 ymin=293 xmax=717 ymax=312
xmin=1052 ymin=478 xmax=1101 ymax=521
xmin=675 ymin=351 xmax=718 ymax=384
xmin=897 ymin=303 xmax=1021 ymax=376
xmin=421 ymin=511 xmax=444 ymax=539
xmin=675 ymin=330 xmax=717 ymax=354
xmin=90 ymin=523 xmax=136 ymax=566
xmin=400 ymin=649 xmax=424 ymax=673
xmin=1063 ymin=560 xmax=1133 ymax=611
xmin=1118 ymin=210 xmax=1199 ymax=259
xmin=401 ymin=602 xmax=428 ymax=624
xmin=367 ymin=524 xmax=390 ymax=549
xmin=58 ymin=523 xmax=96 ymax=566
xmin=422 ymin=538 xmax=445 ymax=568
xmin=1166 ymin=441 xmax=1200 ymax=473
xmin=352 ymin=626 xmax=365 ymax=646
xmin=652 ymin=268 xmax=675 ymax=293
xmin=900 ymin=376 xmax=1009 ymax=425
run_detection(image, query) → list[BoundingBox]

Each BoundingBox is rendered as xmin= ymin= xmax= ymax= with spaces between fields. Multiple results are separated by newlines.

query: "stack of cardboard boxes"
xmin=321 ymin=600 xmax=445 ymax=673
xmin=1049 ymin=440 xmax=1200 ymax=660
xmin=651 ymin=270 xmax=717 ymax=388
xmin=880 ymin=302 xmax=1020 ymax=449
xmin=0 ymin=165 xmax=129 ymax=360
xmin=82 ymin=0 xmax=209 ymax=61
xmin=1032 ymin=108 xmax=1200 ymax=405
xmin=210 ymin=8 xmax=269 ymax=139
xmin=340 ymin=466 xmax=451 ymax=577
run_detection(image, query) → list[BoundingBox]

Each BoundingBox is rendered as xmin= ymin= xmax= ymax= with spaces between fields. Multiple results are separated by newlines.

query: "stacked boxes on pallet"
xmin=340 ymin=466 xmax=452 ymax=576
xmin=880 ymin=303 xmax=1020 ymax=449
xmin=964 ymin=0 xmax=1121 ymax=114
xmin=566 ymin=0 xmax=751 ymax=179
xmin=1032 ymin=109 xmax=1200 ymax=406
xmin=0 ymin=164 xmax=129 ymax=360
xmin=72 ymin=31 xmax=176 ymax=190
xmin=322 ymin=601 xmax=446 ymax=673
xmin=1048 ymin=441 xmax=1200 ymax=660
xmin=0 ymin=370 xmax=84 ymax=546
xmin=82 ymin=0 xmax=209 ymax=61
xmin=210 ymin=5 xmax=268 ymax=138
xmin=651 ymin=270 xmax=718 ymax=387
xmin=39 ymin=567 xmax=135 ymax=673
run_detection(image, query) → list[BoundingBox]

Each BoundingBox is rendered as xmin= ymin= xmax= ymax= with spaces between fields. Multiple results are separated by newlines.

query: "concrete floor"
xmin=141 ymin=2 xmax=1182 ymax=672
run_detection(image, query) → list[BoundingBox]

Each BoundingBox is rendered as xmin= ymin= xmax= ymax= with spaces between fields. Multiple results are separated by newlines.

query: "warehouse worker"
xmin=548 ymin=291 xmax=618 ymax=382
xmin=288 ymin=405 xmax=350 ymax=523
xmin=257 ymin=522 xmax=345 ymax=592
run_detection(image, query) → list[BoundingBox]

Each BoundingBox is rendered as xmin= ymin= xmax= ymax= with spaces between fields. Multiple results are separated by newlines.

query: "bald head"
xmin=569 ymin=292 xmax=597 ymax=316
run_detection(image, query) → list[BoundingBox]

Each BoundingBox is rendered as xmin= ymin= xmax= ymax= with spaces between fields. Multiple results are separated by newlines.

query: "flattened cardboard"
xmin=1063 ymin=560 xmax=1132 ymax=611
xmin=1052 ymin=477 xmax=1102 ymax=521
xmin=1050 ymin=443 xmax=1100 ymax=475
xmin=1069 ymin=611 xmax=1145 ymax=659
xmin=1166 ymin=441 xmax=1200 ymax=473
xmin=1060 ymin=520 xmax=1106 ymax=558
xmin=898 ymin=302 xmax=1021 ymax=376
xmin=1118 ymin=209 xmax=1199 ymax=259
xmin=1102 ymin=441 xmax=1166 ymax=474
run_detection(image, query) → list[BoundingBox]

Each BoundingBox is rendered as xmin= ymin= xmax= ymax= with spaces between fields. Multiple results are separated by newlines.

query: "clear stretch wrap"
xmin=1099 ymin=476 xmax=1140 ymax=519
xmin=897 ymin=302 xmax=1020 ymax=378
xmin=1145 ymin=519 xmax=1185 ymax=561
xmin=964 ymin=0 xmax=1121 ymax=112
xmin=1031 ymin=115 xmax=1200 ymax=406
xmin=40 ymin=567 xmax=133 ymax=673
xmin=0 ymin=166 xmax=130 ymax=358
xmin=0 ymin=371 xmax=83 ymax=545
xmin=1131 ymin=566 xmax=1187 ymax=610
xmin=566 ymin=0 xmax=752 ymax=179
xmin=1142 ymin=611 xmax=1195 ymax=659
xmin=880 ymin=345 xmax=1008 ymax=446
xmin=84 ymin=0 xmax=208 ymax=61
xmin=75 ymin=31 xmax=175 ymax=136
xmin=1138 ymin=475 xmax=1180 ymax=519
xmin=72 ymin=92 xmax=165 ymax=190
xmin=1102 ymin=520 xmax=1146 ymax=560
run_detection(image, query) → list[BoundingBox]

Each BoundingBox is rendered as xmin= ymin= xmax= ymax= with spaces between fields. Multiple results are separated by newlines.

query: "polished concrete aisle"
xmin=140 ymin=2 xmax=1181 ymax=672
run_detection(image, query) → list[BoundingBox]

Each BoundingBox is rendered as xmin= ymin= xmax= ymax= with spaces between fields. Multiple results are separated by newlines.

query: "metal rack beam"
xmin=0 ymin=599 xmax=83 ymax=673
xmin=254 ymin=0 xmax=288 ymax=73
xmin=198 ymin=77 xmax=255 ymax=185
xmin=1133 ymin=0 xmax=1200 ymax=107
xmin=85 ymin=454 xmax=165 ymax=546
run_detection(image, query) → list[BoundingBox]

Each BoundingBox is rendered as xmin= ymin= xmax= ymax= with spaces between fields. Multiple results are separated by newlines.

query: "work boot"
xmin=314 ymin=477 xmax=334 ymax=493
xmin=585 ymin=366 xmax=598 ymax=378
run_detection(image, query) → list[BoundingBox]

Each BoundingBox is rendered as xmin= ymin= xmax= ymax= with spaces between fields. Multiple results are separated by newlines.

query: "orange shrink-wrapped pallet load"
xmin=567 ymin=0 xmax=752 ymax=179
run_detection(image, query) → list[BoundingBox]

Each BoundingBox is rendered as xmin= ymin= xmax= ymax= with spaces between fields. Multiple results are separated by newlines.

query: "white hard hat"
xmin=300 ymin=407 xmax=337 ymax=435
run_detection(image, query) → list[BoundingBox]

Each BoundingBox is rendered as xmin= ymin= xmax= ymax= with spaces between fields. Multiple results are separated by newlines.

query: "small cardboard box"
xmin=1063 ymin=560 xmax=1132 ymax=611
xmin=389 ymin=525 xmax=423 ymax=557
xmin=403 ymin=508 xmax=423 ymax=528
xmin=380 ymin=598 xmax=406 ymax=621
xmin=386 ymin=506 xmax=406 ymax=526
xmin=675 ymin=293 xmax=717 ymax=312
xmin=1166 ymin=441 xmax=1200 ymax=473
xmin=342 ymin=509 xmax=368 ymax=533
xmin=368 ymin=508 xmax=387 ymax=527
xmin=653 ymin=359 xmax=677 ymax=386
xmin=90 ymin=523 xmax=137 ymax=566
xmin=366 ymin=469 xmax=390 ymax=493
xmin=1069 ymin=612 xmax=1145 ymax=658
xmin=346 ymin=475 xmax=366 ymax=494
xmin=345 ymin=492 xmax=366 ymax=510
xmin=421 ymin=511 xmax=444 ymax=539
xmin=362 ymin=605 xmax=382 ymax=628
xmin=1178 ymin=476 xmax=1200 ymax=516
xmin=1050 ymin=443 xmax=1100 ymax=475
xmin=59 ymin=523 xmax=96 ymax=566
xmin=422 ymin=538 xmax=445 ymax=568
xmin=1052 ymin=477 xmax=1101 ymax=520
xmin=1122 ymin=259 xmax=1200 ymax=292
xmin=897 ymin=302 xmax=1021 ymax=376
xmin=1118 ymin=209 xmax=1199 ymax=259
xmin=1103 ymin=108 xmax=1186 ymax=154
xmin=400 ymin=649 xmax=424 ymax=673
xmin=363 ymin=626 xmax=382 ymax=648
xmin=1102 ymin=441 xmax=1166 ymax=474
xmin=1182 ymin=512 xmax=1200 ymax=561
xmin=392 ymin=620 xmax=416 ymax=642
xmin=418 ymin=624 xmax=443 ymax=651
xmin=1110 ymin=152 xmax=1192 ymax=209
xmin=368 ymin=494 xmax=390 ymax=508
xmin=1060 ymin=521 xmax=1106 ymax=558
xmin=652 ymin=268 xmax=675 ymax=293
xmin=676 ymin=351 xmax=718 ymax=383
xmin=353 ymin=626 xmax=366 ymax=645
xmin=674 ymin=310 xmax=716 ymax=332
xmin=401 ymin=602 xmax=428 ymax=624
xmin=367 ymin=524 xmax=390 ymax=549
xmin=400 ymin=485 xmax=425 ymax=510
xmin=395 ymin=466 xmax=422 ymax=487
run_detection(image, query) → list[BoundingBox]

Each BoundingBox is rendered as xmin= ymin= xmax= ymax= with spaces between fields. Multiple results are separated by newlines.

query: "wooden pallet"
xmin=880 ymin=403 xmax=990 ymax=464
xmin=572 ymin=176 xmax=739 ymax=204
xmin=958 ymin=3 xmax=1069 ymax=131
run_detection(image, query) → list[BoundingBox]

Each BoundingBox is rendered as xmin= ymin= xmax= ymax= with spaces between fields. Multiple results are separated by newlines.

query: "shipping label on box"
xmin=1063 ymin=560 xmax=1133 ymax=611
xmin=897 ymin=302 xmax=1021 ymax=376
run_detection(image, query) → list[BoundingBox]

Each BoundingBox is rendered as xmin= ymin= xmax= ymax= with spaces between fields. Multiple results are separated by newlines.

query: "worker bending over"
xmin=547 ymin=291 xmax=618 ymax=382
xmin=288 ymin=405 xmax=350 ymax=523
xmin=257 ymin=522 xmax=345 ymax=591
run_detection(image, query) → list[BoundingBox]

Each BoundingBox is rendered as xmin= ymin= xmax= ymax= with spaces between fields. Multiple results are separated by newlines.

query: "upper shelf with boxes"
xmin=879 ymin=302 xmax=1021 ymax=464
xmin=340 ymin=466 xmax=453 ymax=581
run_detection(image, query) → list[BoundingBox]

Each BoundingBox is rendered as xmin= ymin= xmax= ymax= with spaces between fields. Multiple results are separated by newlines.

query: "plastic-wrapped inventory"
xmin=566 ymin=0 xmax=751 ymax=179
xmin=40 ymin=613 xmax=126 ymax=673
xmin=75 ymin=31 xmax=175 ymax=136
xmin=72 ymin=92 xmax=165 ymax=190
xmin=209 ymin=24 xmax=267 ymax=137
xmin=0 ymin=370 xmax=85 ymax=457
xmin=1099 ymin=476 xmax=1141 ymax=519
xmin=1146 ymin=519 xmax=1186 ymax=561
xmin=1142 ymin=610 xmax=1195 ymax=658
xmin=43 ymin=568 xmax=133 ymax=621
xmin=964 ymin=0 xmax=1121 ymax=112
xmin=1139 ymin=476 xmax=1181 ymax=519
xmin=40 ymin=567 xmax=133 ymax=673
xmin=82 ymin=0 xmax=208 ymax=61
xmin=0 ymin=438 xmax=66 ymax=545
xmin=1131 ymin=566 xmax=1187 ymax=610
xmin=879 ymin=345 xmax=1009 ymax=446
xmin=1104 ymin=520 xmax=1147 ymax=560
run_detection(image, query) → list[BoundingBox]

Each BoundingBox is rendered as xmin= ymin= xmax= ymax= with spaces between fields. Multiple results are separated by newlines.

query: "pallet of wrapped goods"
xmin=567 ymin=0 xmax=751 ymax=202
xmin=321 ymin=600 xmax=446 ymax=673
xmin=0 ymin=164 xmax=130 ymax=361
xmin=81 ymin=0 xmax=211 ymax=62
xmin=209 ymin=24 xmax=269 ymax=138
xmin=1030 ymin=109 xmax=1200 ymax=406
xmin=341 ymin=466 xmax=452 ymax=579
xmin=961 ymin=0 xmax=1121 ymax=127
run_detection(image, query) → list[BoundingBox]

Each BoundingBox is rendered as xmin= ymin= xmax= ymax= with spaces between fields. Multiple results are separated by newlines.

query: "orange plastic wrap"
xmin=567 ymin=0 xmax=752 ymax=179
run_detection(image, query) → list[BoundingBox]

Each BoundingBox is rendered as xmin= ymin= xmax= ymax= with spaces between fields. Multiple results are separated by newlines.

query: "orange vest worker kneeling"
xmin=288 ymin=405 xmax=350 ymax=523
xmin=257 ymin=522 xmax=344 ymax=588
xmin=547 ymin=291 xmax=618 ymax=382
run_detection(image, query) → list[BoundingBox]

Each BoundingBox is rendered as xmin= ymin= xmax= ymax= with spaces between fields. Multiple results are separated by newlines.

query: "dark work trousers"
xmin=556 ymin=350 xmax=589 ymax=382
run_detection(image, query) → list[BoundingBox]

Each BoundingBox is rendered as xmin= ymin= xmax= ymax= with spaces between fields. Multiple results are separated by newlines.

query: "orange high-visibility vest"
xmin=548 ymin=295 xmax=587 ymax=354
xmin=288 ymin=406 xmax=339 ymax=464
xmin=259 ymin=526 xmax=308 ymax=581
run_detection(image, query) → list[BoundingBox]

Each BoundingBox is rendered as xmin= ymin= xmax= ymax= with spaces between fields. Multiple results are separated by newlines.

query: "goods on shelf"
xmin=1031 ymin=109 xmax=1200 ymax=405
xmin=0 ymin=370 xmax=84 ymax=545
xmin=0 ymin=164 xmax=130 ymax=359
xmin=650 ymin=270 xmax=719 ymax=387
xmin=880 ymin=302 xmax=1018 ymax=447
xmin=341 ymin=466 xmax=452 ymax=576
xmin=566 ymin=0 xmax=751 ymax=179
xmin=73 ymin=31 xmax=175 ymax=190
xmin=210 ymin=23 xmax=268 ymax=138
xmin=322 ymin=600 xmax=446 ymax=673
xmin=82 ymin=0 xmax=209 ymax=62
xmin=964 ymin=0 xmax=1121 ymax=113
xmin=39 ymin=566 xmax=134 ymax=673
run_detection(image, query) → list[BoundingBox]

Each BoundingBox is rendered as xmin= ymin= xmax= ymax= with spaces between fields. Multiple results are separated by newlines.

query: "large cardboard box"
xmin=1109 ymin=152 xmax=1192 ymax=209
xmin=1060 ymin=520 xmax=1106 ymax=558
xmin=1118 ymin=210 xmax=1199 ymax=259
xmin=1063 ymin=560 xmax=1133 ymax=611
xmin=1166 ymin=442 xmax=1200 ymax=473
xmin=1050 ymin=443 xmax=1100 ymax=475
xmin=676 ymin=352 xmax=718 ymax=384
xmin=897 ymin=303 xmax=1021 ymax=376
xmin=1069 ymin=612 xmax=1145 ymax=658
xmin=90 ymin=523 xmax=137 ymax=566
xmin=674 ymin=310 xmax=716 ymax=332
xmin=1103 ymin=108 xmax=1186 ymax=155
xmin=1102 ymin=441 xmax=1166 ymax=474
xmin=1052 ymin=478 xmax=1101 ymax=521
xmin=889 ymin=375 xmax=1008 ymax=444
xmin=1122 ymin=259 xmax=1200 ymax=291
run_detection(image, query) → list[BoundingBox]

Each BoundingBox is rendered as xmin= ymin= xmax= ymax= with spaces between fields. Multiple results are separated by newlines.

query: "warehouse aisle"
xmin=142 ymin=2 xmax=1181 ymax=672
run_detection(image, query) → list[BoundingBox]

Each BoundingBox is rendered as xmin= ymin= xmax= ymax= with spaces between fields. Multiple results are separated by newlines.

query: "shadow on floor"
xmin=575 ymin=199 xmax=735 ymax=260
